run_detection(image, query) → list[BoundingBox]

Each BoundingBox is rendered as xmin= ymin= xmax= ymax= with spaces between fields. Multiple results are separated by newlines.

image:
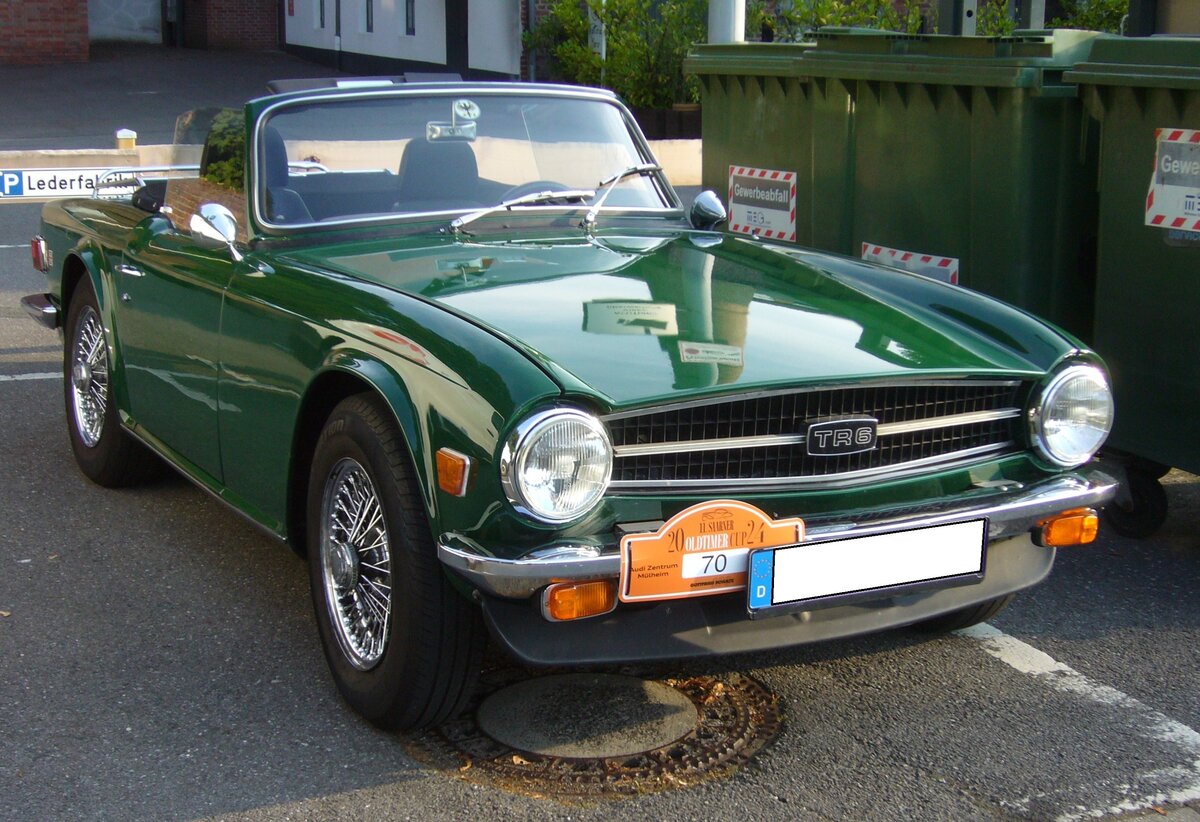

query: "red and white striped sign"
xmin=861 ymin=242 xmax=960 ymax=285
xmin=727 ymin=165 xmax=797 ymax=242
xmin=1145 ymin=127 xmax=1200 ymax=232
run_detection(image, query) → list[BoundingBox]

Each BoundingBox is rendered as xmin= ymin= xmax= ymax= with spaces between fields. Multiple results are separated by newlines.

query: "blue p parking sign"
xmin=1 ymin=171 xmax=24 ymax=197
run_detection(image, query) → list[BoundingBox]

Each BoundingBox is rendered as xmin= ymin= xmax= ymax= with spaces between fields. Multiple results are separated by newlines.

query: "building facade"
xmin=2 ymin=0 xmax=524 ymax=75
xmin=282 ymin=0 xmax=521 ymax=78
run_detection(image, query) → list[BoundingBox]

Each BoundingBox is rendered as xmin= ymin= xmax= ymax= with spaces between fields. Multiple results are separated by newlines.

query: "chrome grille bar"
xmin=611 ymin=408 xmax=1022 ymax=458
xmin=603 ymin=380 xmax=1031 ymax=491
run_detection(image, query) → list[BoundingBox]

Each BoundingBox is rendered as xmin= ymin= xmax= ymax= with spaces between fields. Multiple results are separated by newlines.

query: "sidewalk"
xmin=0 ymin=43 xmax=345 ymax=152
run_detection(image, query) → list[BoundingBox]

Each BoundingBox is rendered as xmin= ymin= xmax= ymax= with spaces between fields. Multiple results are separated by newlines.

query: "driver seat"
xmin=395 ymin=140 xmax=481 ymax=211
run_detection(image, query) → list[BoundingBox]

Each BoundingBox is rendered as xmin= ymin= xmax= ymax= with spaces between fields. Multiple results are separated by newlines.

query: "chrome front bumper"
xmin=437 ymin=466 xmax=1118 ymax=600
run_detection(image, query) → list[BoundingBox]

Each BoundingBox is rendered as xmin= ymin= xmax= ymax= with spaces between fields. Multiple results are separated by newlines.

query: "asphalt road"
xmin=1 ymin=200 xmax=1198 ymax=822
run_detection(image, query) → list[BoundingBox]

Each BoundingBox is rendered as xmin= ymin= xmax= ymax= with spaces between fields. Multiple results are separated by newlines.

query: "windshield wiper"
xmin=449 ymin=189 xmax=595 ymax=237
xmin=581 ymin=163 xmax=662 ymax=234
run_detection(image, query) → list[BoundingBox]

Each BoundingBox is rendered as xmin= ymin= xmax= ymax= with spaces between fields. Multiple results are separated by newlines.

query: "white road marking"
xmin=0 ymin=243 xmax=28 ymax=248
xmin=0 ymin=371 xmax=60 ymax=382
xmin=959 ymin=623 xmax=1200 ymax=820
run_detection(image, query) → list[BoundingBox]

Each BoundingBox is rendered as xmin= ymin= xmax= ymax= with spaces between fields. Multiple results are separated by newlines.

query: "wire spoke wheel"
xmin=307 ymin=394 xmax=484 ymax=730
xmin=70 ymin=305 xmax=109 ymax=448
xmin=320 ymin=457 xmax=392 ymax=670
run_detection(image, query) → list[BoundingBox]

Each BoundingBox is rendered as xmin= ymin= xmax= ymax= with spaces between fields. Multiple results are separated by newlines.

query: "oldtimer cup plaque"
xmin=619 ymin=500 xmax=805 ymax=602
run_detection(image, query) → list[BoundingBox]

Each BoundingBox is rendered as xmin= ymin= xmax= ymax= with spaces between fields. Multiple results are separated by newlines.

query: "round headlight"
xmin=1030 ymin=364 xmax=1114 ymax=467
xmin=501 ymin=408 xmax=612 ymax=524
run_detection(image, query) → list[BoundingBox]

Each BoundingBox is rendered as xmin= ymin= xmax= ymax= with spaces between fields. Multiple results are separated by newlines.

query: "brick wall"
xmin=205 ymin=0 xmax=277 ymax=49
xmin=0 ymin=0 xmax=89 ymax=65
xmin=186 ymin=0 xmax=278 ymax=50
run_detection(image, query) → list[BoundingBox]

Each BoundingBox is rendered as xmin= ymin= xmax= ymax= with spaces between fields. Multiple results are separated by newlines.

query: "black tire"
xmin=914 ymin=594 xmax=1014 ymax=634
xmin=63 ymin=279 xmax=161 ymax=487
xmin=307 ymin=393 xmax=484 ymax=731
xmin=1103 ymin=467 xmax=1169 ymax=539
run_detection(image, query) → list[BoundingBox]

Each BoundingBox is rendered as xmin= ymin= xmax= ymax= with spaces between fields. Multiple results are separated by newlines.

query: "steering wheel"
xmin=500 ymin=180 xmax=579 ymax=201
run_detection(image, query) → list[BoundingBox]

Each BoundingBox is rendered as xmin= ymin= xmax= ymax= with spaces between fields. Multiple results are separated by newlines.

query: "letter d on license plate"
xmin=748 ymin=518 xmax=987 ymax=616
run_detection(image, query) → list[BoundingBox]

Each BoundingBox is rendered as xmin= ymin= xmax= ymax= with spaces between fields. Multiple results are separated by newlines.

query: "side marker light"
xmin=1037 ymin=508 xmax=1100 ymax=547
xmin=542 ymin=580 xmax=617 ymax=622
xmin=436 ymin=448 xmax=471 ymax=497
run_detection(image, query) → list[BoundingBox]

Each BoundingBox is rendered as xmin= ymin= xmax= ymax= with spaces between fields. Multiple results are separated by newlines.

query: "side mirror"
xmin=689 ymin=190 xmax=728 ymax=231
xmin=190 ymin=202 xmax=244 ymax=262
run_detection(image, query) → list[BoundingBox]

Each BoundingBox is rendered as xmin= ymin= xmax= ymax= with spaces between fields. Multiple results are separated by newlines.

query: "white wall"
xmin=284 ymin=0 xmax=447 ymax=65
xmin=284 ymin=0 xmax=337 ymax=51
xmin=89 ymin=0 xmax=161 ymax=42
xmin=467 ymin=0 xmax=520 ymax=75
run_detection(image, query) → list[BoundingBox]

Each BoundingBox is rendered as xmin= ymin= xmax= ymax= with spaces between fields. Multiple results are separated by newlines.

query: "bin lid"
xmin=684 ymin=43 xmax=813 ymax=78
xmin=799 ymin=28 xmax=1105 ymax=89
xmin=688 ymin=30 xmax=1107 ymax=91
xmin=1064 ymin=37 xmax=1200 ymax=90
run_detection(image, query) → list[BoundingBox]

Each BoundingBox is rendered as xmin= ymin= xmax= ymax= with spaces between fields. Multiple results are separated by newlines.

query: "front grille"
xmin=605 ymin=381 xmax=1028 ymax=490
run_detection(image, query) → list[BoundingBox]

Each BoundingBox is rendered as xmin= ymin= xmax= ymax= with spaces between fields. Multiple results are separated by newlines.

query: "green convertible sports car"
xmin=22 ymin=80 xmax=1117 ymax=730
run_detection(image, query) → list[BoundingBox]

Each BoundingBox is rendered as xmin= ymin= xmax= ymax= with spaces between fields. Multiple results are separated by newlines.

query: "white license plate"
xmin=747 ymin=519 xmax=987 ymax=613
xmin=681 ymin=548 xmax=750 ymax=579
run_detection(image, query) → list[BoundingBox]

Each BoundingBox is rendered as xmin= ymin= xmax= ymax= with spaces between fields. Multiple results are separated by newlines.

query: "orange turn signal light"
xmin=542 ymin=580 xmax=617 ymax=622
xmin=435 ymin=448 xmax=471 ymax=497
xmin=1037 ymin=508 xmax=1099 ymax=547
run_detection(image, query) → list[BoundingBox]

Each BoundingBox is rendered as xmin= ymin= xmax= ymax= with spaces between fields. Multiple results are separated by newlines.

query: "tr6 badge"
xmin=806 ymin=418 xmax=878 ymax=456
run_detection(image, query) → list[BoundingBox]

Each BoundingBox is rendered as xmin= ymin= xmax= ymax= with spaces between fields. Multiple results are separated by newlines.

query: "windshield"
xmin=256 ymin=92 xmax=671 ymax=228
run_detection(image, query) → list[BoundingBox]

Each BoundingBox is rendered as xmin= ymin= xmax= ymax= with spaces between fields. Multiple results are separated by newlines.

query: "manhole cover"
xmin=477 ymin=673 xmax=699 ymax=758
xmin=409 ymin=666 xmax=782 ymax=800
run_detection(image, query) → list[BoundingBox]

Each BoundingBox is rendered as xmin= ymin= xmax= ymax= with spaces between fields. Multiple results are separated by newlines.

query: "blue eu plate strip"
xmin=748 ymin=550 xmax=774 ymax=610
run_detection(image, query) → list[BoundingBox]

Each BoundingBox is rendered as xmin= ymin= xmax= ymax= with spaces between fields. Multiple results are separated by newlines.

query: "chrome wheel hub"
xmin=72 ymin=361 xmax=92 ymax=392
xmin=70 ymin=306 xmax=109 ymax=448
xmin=320 ymin=458 xmax=392 ymax=671
xmin=328 ymin=539 xmax=359 ymax=589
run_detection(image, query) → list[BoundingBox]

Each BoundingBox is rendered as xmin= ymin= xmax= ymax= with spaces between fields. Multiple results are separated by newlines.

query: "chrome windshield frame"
xmin=249 ymin=83 xmax=683 ymax=237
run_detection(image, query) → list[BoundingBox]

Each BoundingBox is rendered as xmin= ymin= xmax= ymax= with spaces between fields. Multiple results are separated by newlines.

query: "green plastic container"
xmin=685 ymin=30 xmax=1105 ymax=340
xmin=1066 ymin=38 xmax=1200 ymax=475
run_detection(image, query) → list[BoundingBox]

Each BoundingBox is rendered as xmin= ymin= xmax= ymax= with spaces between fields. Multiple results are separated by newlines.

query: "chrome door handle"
xmin=115 ymin=264 xmax=145 ymax=277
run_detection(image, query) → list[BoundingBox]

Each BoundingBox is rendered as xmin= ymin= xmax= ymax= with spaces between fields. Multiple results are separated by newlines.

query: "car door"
xmin=115 ymin=221 xmax=232 ymax=482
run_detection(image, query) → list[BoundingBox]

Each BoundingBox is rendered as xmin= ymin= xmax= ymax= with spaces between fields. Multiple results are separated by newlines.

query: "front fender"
xmin=293 ymin=321 xmax=563 ymax=542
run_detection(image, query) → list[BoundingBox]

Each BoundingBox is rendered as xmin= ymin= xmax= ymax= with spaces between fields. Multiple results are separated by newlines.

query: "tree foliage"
xmin=1050 ymin=0 xmax=1129 ymax=32
xmin=525 ymin=0 xmax=707 ymax=108
xmin=747 ymin=0 xmax=927 ymax=39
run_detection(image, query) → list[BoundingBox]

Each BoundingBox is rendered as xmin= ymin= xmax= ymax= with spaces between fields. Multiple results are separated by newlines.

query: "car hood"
xmin=280 ymin=231 xmax=1075 ymax=409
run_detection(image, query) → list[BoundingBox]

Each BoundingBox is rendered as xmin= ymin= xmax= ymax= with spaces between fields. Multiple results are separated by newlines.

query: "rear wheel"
xmin=307 ymin=393 xmax=483 ymax=731
xmin=1103 ymin=466 xmax=1169 ymax=539
xmin=64 ymin=280 xmax=160 ymax=486
xmin=914 ymin=594 xmax=1014 ymax=634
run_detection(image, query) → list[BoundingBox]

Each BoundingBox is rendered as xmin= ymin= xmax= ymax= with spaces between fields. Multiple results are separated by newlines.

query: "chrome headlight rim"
xmin=1029 ymin=363 xmax=1114 ymax=468
xmin=500 ymin=406 xmax=613 ymax=525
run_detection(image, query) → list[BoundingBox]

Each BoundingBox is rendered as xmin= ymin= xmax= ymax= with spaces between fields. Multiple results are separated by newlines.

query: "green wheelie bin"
xmin=1065 ymin=38 xmax=1200 ymax=536
xmin=686 ymin=30 xmax=1105 ymax=341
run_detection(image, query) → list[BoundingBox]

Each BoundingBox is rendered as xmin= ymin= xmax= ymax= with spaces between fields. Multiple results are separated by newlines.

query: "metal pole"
xmin=1018 ymin=0 xmax=1046 ymax=29
xmin=708 ymin=0 xmax=745 ymax=44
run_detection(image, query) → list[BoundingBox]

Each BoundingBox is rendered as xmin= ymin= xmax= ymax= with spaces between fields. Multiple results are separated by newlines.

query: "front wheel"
xmin=307 ymin=393 xmax=483 ymax=731
xmin=914 ymin=594 xmax=1014 ymax=634
xmin=63 ymin=280 xmax=160 ymax=486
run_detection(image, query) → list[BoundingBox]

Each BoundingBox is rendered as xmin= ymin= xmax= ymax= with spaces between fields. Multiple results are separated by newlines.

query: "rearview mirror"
xmin=689 ymin=190 xmax=727 ymax=231
xmin=190 ymin=203 xmax=243 ymax=262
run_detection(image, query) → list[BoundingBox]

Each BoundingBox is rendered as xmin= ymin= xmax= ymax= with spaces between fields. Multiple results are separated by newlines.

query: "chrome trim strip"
xmin=20 ymin=294 xmax=59 ymax=329
xmin=615 ymin=432 xmax=808 ymax=457
xmin=608 ymin=442 xmax=1015 ymax=492
xmin=611 ymin=408 xmax=1021 ymax=458
xmin=876 ymin=408 xmax=1021 ymax=436
xmin=437 ymin=467 xmax=1117 ymax=600
xmin=600 ymin=379 xmax=1025 ymax=423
